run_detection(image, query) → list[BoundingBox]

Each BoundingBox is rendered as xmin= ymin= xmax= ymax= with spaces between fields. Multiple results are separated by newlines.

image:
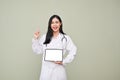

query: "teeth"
xmin=53 ymin=27 xmax=57 ymax=29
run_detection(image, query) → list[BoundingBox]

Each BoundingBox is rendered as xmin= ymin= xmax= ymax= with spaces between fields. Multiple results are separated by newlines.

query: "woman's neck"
xmin=53 ymin=31 xmax=59 ymax=38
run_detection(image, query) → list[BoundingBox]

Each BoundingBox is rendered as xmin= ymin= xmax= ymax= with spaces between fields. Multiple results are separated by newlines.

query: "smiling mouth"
xmin=53 ymin=27 xmax=58 ymax=30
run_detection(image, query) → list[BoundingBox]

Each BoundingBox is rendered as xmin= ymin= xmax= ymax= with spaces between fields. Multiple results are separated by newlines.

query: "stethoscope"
xmin=61 ymin=35 xmax=67 ymax=42
xmin=45 ymin=34 xmax=67 ymax=47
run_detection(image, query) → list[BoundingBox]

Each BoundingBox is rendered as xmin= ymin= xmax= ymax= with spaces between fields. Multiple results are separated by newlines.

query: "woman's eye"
xmin=51 ymin=22 xmax=54 ymax=24
xmin=55 ymin=21 xmax=59 ymax=24
xmin=51 ymin=21 xmax=59 ymax=24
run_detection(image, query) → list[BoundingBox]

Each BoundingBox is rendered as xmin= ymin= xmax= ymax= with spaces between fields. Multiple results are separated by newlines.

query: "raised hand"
xmin=34 ymin=31 xmax=40 ymax=39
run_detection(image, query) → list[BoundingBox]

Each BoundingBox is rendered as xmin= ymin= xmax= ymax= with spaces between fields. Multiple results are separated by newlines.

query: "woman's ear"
xmin=60 ymin=23 xmax=62 ymax=26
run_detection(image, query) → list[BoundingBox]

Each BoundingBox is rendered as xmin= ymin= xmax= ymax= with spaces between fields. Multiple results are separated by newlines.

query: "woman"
xmin=32 ymin=15 xmax=77 ymax=80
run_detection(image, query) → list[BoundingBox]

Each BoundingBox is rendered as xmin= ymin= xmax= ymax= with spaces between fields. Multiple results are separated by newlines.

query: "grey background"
xmin=0 ymin=0 xmax=120 ymax=80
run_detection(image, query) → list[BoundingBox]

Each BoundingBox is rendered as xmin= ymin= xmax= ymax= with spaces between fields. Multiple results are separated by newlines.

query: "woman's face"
xmin=51 ymin=17 xmax=61 ymax=33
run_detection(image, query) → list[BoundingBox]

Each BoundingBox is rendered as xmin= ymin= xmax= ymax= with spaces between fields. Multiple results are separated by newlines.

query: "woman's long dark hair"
xmin=43 ymin=15 xmax=65 ymax=44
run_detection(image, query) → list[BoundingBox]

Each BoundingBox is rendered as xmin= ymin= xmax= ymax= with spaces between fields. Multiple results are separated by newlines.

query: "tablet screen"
xmin=44 ymin=49 xmax=63 ymax=61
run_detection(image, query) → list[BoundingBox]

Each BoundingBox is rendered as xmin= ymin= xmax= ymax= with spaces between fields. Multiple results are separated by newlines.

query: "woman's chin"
xmin=53 ymin=29 xmax=59 ymax=32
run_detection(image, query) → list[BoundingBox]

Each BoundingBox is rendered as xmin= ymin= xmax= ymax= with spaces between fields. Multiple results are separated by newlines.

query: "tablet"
xmin=44 ymin=49 xmax=63 ymax=61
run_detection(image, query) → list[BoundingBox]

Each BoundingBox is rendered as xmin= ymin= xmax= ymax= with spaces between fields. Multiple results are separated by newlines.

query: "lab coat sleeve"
xmin=32 ymin=35 xmax=45 ymax=54
xmin=63 ymin=35 xmax=77 ymax=65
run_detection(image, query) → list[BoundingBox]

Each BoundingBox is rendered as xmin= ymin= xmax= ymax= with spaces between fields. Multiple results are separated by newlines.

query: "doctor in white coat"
xmin=32 ymin=15 xmax=77 ymax=80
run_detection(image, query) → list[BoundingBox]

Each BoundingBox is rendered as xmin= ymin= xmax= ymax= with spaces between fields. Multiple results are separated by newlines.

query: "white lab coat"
xmin=32 ymin=33 xmax=77 ymax=80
